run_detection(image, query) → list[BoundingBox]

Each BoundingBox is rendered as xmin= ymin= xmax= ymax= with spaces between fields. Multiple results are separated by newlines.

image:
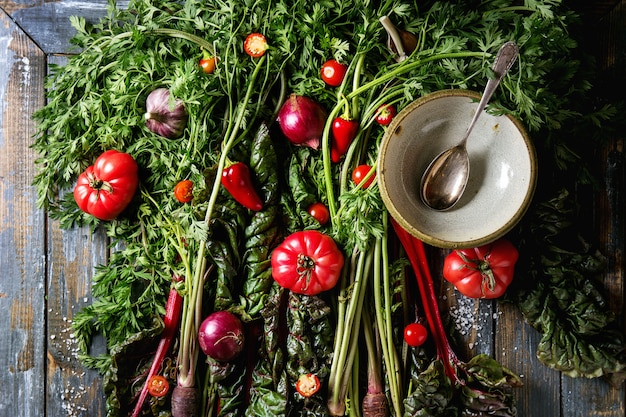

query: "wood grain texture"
xmin=0 ymin=1 xmax=625 ymax=416
xmin=0 ymin=0 xmax=129 ymax=54
xmin=0 ymin=8 xmax=46 ymax=416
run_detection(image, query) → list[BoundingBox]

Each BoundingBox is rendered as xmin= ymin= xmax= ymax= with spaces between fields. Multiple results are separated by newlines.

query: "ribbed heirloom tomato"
xmin=271 ymin=230 xmax=344 ymax=295
xmin=73 ymin=150 xmax=139 ymax=220
xmin=442 ymin=238 xmax=519 ymax=299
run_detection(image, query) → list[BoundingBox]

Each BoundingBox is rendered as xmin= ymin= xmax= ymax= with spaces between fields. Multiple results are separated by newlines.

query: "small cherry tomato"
xmin=174 ymin=180 xmax=194 ymax=203
xmin=404 ymin=322 xmax=428 ymax=347
xmin=199 ymin=56 xmax=217 ymax=74
xmin=295 ymin=373 xmax=321 ymax=397
xmin=375 ymin=104 xmax=397 ymax=126
xmin=307 ymin=202 xmax=330 ymax=225
xmin=351 ymin=164 xmax=375 ymax=188
xmin=147 ymin=375 xmax=170 ymax=397
xmin=244 ymin=33 xmax=268 ymax=58
xmin=320 ymin=59 xmax=348 ymax=87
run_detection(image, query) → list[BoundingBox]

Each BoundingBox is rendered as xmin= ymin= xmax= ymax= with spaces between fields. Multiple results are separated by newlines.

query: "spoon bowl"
xmin=377 ymin=90 xmax=537 ymax=249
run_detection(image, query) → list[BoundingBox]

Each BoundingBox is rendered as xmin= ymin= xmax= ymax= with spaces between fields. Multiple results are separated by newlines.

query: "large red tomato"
xmin=442 ymin=238 xmax=518 ymax=299
xmin=73 ymin=150 xmax=139 ymax=220
xmin=271 ymin=230 xmax=344 ymax=295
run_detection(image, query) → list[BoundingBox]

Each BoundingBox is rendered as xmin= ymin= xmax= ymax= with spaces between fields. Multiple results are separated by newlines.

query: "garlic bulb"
xmin=144 ymin=88 xmax=188 ymax=139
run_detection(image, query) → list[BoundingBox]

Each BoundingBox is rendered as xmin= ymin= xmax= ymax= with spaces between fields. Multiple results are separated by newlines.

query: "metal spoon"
xmin=420 ymin=41 xmax=519 ymax=211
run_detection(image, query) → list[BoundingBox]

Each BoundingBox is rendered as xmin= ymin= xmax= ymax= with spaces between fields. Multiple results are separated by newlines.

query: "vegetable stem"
xmin=328 ymin=246 xmax=373 ymax=416
xmin=390 ymin=219 xmax=462 ymax=384
xmin=372 ymin=220 xmax=402 ymax=417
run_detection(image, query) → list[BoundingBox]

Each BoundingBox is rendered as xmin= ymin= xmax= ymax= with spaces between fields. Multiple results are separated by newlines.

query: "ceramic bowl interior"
xmin=378 ymin=90 xmax=537 ymax=249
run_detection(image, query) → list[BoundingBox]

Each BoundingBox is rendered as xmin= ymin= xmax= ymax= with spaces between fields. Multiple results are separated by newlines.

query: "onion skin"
xmin=276 ymin=94 xmax=327 ymax=149
xmin=145 ymin=88 xmax=188 ymax=139
xmin=198 ymin=311 xmax=245 ymax=362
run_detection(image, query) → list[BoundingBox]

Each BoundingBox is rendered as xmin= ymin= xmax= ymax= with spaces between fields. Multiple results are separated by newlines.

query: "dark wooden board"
xmin=1 ymin=7 xmax=47 ymax=416
xmin=1 ymin=1 xmax=625 ymax=416
xmin=1 ymin=1 xmax=129 ymax=54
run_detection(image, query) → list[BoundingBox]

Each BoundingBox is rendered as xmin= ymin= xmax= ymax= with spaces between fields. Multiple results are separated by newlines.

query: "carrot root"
xmin=171 ymin=385 xmax=200 ymax=417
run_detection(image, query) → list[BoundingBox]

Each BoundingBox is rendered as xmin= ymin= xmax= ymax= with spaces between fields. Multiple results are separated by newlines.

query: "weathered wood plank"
xmin=1 ymin=0 xmax=129 ymax=55
xmin=495 ymin=303 xmax=563 ymax=416
xmin=45 ymin=221 xmax=108 ymax=417
xmin=0 ymin=8 xmax=47 ymax=417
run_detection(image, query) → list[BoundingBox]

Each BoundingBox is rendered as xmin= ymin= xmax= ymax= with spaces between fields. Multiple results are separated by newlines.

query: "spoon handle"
xmin=461 ymin=41 xmax=519 ymax=143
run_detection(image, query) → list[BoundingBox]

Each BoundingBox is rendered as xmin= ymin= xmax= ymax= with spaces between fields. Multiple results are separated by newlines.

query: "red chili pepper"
xmin=221 ymin=162 xmax=264 ymax=211
xmin=295 ymin=373 xmax=321 ymax=397
xmin=331 ymin=115 xmax=359 ymax=163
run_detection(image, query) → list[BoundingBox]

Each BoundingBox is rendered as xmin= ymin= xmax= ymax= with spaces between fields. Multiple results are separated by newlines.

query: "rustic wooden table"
xmin=1 ymin=1 xmax=624 ymax=416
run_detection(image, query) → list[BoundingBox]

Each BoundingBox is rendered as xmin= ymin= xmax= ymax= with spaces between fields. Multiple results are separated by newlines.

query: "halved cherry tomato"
xmin=147 ymin=375 xmax=170 ymax=398
xmin=307 ymin=202 xmax=330 ymax=225
xmin=375 ymin=104 xmax=397 ymax=126
xmin=351 ymin=164 xmax=376 ymax=188
xmin=244 ymin=33 xmax=268 ymax=58
xmin=295 ymin=373 xmax=321 ymax=397
xmin=320 ymin=59 xmax=348 ymax=87
xmin=174 ymin=179 xmax=194 ymax=203
xmin=403 ymin=322 xmax=428 ymax=347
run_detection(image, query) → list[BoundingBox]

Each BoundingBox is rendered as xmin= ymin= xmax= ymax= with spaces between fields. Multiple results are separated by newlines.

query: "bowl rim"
xmin=378 ymin=89 xmax=538 ymax=249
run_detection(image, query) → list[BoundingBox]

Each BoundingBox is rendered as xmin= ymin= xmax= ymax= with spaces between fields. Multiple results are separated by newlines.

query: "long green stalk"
xmin=328 ymin=246 xmax=374 ymax=416
xmin=373 ymin=219 xmax=403 ymax=417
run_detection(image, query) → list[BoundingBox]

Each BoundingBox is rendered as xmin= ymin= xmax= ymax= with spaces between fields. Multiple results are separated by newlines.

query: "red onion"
xmin=198 ymin=311 xmax=245 ymax=362
xmin=276 ymin=94 xmax=327 ymax=149
xmin=145 ymin=88 xmax=188 ymax=139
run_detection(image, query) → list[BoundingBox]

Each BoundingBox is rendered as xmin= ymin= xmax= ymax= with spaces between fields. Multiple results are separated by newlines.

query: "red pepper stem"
xmin=339 ymin=95 xmax=351 ymax=119
xmin=131 ymin=285 xmax=183 ymax=417
xmin=390 ymin=219 xmax=462 ymax=385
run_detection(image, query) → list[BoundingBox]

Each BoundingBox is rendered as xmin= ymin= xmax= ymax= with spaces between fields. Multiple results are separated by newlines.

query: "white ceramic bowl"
xmin=378 ymin=90 xmax=537 ymax=249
